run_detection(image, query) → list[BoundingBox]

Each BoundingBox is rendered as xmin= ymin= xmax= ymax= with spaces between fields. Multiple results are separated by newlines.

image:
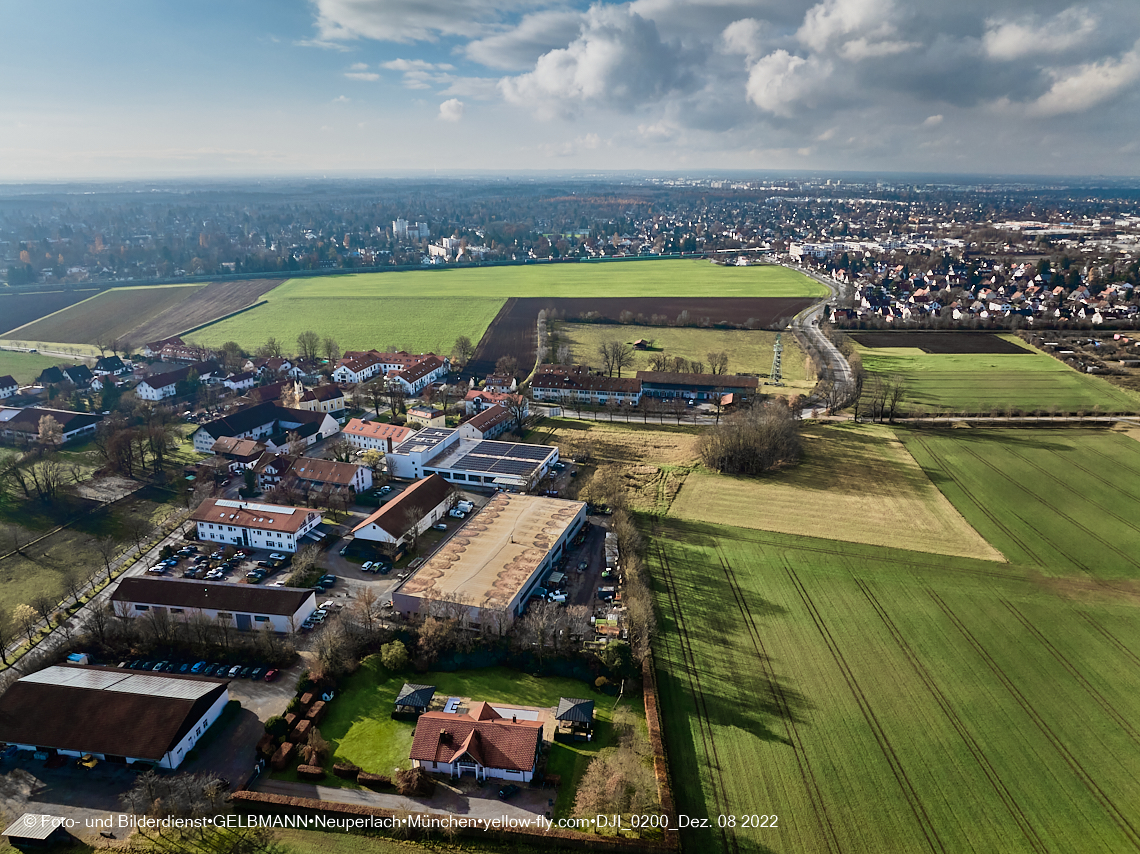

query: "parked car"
xmin=264 ymin=669 xmax=279 ymax=682
xmin=239 ymin=666 xmax=253 ymax=679
xmin=256 ymin=560 xmax=272 ymax=568
xmin=498 ymin=784 xmax=521 ymax=800
xmin=361 ymin=561 xmax=373 ymax=572
xmin=432 ymin=523 xmax=447 ymax=531
xmin=227 ymin=665 xmax=242 ymax=678
xmin=449 ymin=509 xmax=466 ymax=518
xmin=319 ymin=574 xmax=337 ymax=585
xmin=269 ymin=553 xmax=287 ymax=561
xmin=378 ymin=564 xmax=392 ymax=575
xmin=250 ymin=667 xmax=265 ymax=681
xmin=179 ymin=663 xmax=192 ymax=673
xmin=152 ymin=661 xmax=167 ymax=671
xmin=191 ymin=661 xmax=207 ymax=673
xmin=379 ymin=486 xmax=392 ymax=494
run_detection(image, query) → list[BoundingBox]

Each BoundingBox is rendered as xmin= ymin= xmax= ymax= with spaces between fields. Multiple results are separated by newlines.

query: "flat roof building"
xmin=0 ymin=665 xmax=230 ymax=770
xmin=394 ymin=492 xmax=586 ymax=629
xmin=386 ymin=427 xmax=558 ymax=491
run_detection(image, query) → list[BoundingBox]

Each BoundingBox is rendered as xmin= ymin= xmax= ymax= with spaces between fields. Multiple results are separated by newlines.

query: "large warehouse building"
xmin=385 ymin=427 xmax=558 ymax=491
xmin=393 ymin=493 xmax=586 ymax=628
xmin=0 ymin=665 xmax=229 ymax=770
xmin=111 ymin=577 xmax=317 ymax=633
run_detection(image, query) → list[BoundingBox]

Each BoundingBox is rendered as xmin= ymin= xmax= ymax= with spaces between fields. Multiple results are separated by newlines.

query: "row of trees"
xmin=699 ymin=403 xmax=803 ymax=475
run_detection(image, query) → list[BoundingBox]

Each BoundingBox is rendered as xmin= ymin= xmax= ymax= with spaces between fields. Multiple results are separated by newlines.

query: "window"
xmin=217 ymin=612 xmax=232 ymax=621
xmin=135 ymin=605 xmax=149 ymax=611
xmin=254 ymin=616 xmax=270 ymax=623
xmin=171 ymin=608 xmax=184 ymax=614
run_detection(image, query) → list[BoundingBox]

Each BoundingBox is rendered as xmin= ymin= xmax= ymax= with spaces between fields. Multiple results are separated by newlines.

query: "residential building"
xmin=209 ymin=437 xmax=267 ymax=471
xmin=0 ymin=665 xmax=230 ymax=770
xmin=36 ymin=364 xmax=93 ymax=387
xmin=0 ymin=407 xmax=101 ymax=443
xmin=284 ymin=457 xmax=373 ymax=496
xmin=392 ymin=219 xmax=429 ymax=240
xmin=394 ymin=493 xmax=586 ymax=629
xmin=142 ymin=335 xmax=185 ymax=358
xmin=385 ymin=427 xmax=558 ymax=490
xmin=385 ymin=354 xmax=448 ymax=395
xmin=351 ymin=474 xmax=454 ymax=547
xmin=93 ymin=355 xmax=128 ymax=376
xmin=635 ymin=370 xmax=759 ymax=401
xmin=409 ymin=702 xmax=543 ymax=782
xmin=0 ymin=376 xmax=17 ymax=399
xmin=223 ymin=371 xmax=257 ymax=392
xmin=253 ymin=453 xmax=293 ymax=491
xmin=458 ymin=404 xmax=513 ymax=441
xmin=343 ymin=418 xmax=412 ymax=452
xmin=190 ymin=401 xmax=339 ymax=453
xmin=530 ymin=366 xmax=642 ymax=406
xmin=297 ymin=384 xmax=346 ymax=418
xmin=189 ymin=497 xmax=323 ymax=552
xmin=111 ymin=577 xmax=317 ymax=633
xmin=482 ymin=374 xmax=517 ymax=393
xmin=406 ymin=406 xmax=445 ymax=428
xmin=464 ymin=389 xmax=526 ymax=415
xmin=136 ymin=360 xmax=220 ymax=401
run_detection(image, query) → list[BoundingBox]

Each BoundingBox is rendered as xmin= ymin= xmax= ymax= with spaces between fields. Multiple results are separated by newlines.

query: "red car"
xmin=263 ymin=669 xmax=279 ymax=682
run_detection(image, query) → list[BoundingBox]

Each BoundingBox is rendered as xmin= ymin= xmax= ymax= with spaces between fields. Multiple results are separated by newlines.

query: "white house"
xmin=343 ymin=419 xmax=412 ymax=452
xmin=111 ymin=577 xmax=317 ymax=634
xmin=458 ymin=404 xmax=513 ymax=440
xmin=350 ymin=474 xmax=453 ymax=547
xmin=191 ymin=401 xmax=339 ymax=453
xmin=189 ymin=498 xmax=323 ymax=553
xmin=409 ymin=702 xmax=543 ymax=782
xmin=0 ymin=376 xmax=18 ymax=399
xmin=223 ymin=371 xmax=257 ymax=392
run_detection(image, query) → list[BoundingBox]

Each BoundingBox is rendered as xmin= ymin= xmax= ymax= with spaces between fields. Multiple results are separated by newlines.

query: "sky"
xmin=1 ymin=0 xmax=1138 ymax=180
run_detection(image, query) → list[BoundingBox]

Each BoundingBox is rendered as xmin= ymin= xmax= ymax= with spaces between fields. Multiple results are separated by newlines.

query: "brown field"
xmin=0 ymin=289 xmax=102 ymax=336
xmin=849 ymin=331 xmax=1032 ymax=354
xmin=669 ymin=422 xmax=1003 ymax=560
xmin=469 ymin=295 xmax=813 ymax=377
xmin=127 ymin=277 xmax=284 ymax=343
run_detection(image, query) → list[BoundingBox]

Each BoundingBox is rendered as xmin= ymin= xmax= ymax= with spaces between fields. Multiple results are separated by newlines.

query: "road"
xmin=785 ymin=264 xmax=854 ymax=416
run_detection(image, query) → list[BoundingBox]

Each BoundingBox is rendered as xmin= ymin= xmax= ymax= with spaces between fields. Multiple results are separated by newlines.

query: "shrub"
xmin=395 ymin=767 xmax=436 ymax=797
xmin=264 ymin=716 xmax=288 ymax=738
xmin=296 ymin=669 xmax=313 ymax=694
xmin=357 ymin=772 xmax=394 ymax=790
xmin=296 ymin=765 xmax=326 ymax=781
xmin=698 ymin=403 xmax=802 ymax=475
xmin=269 ymin=742 xmax=295 ymax=771
xmin=285 ymin=697 xmax=299 ymax=714
xmin=333 ymin=762 xmax=361 ymax=780
xmin=380 ymin=639 xmax=410 ymax=672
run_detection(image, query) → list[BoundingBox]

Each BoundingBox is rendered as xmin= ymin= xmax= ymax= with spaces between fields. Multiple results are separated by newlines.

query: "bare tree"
xmin=699 ymin=403 xmax=802 ymax=475
xmin=353 ymin=587 xmax=383 ymax=636
xmin=296 ymin=330 xmax=321 ymax=361
xmin=38 ymin=415 xmax=63 ymax=446
xmin=506 ymin=394 xmax=529 ymax=433
xmin=0 ymin=608 xmax=14 ymax=664
xmin=13 ymin=603 xmax=39 ymax=646
xmin=451 ymin=335 xmax=476 ymax=365
xmin=83 ymin=604 xmax=111 ymax=647
xmin=707 ymin=351 xmax=729 ymax=375
xmin=495 ymin=355 xmax=520 ymax=378
xmin=322 ymin=337 xmax=341 ymax=364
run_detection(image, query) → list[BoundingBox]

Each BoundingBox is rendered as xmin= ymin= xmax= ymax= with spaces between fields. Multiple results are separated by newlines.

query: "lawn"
xmin=900 ymin=427 xmax=1140 ymax=578
xmin=650 ymin=515 xmax=1140 ymax=854
xmin=669 ymin=423 xmax=1002 ymax=560
xmin=855 ymin=335 xmax=1140 ymax=414
xmin=2 ymin=283 xmax=206 ymax=346
xmin=281 ymin=656 xmax=638 ymax=815
xmin=0 ymin=349 xmax=82 ymax=384
xmin=559 ymin=324 xmax=813 ymax=393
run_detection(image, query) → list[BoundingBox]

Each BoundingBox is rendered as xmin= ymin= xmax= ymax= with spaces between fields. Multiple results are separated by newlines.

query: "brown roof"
xmin=112 ymin=577 xmax=315 ymax=616
xmin=301 ymin=385 xmax=345 ymax=403
xmin=189 ymin=498 xmax=321 ymax=535
xmin=289 ymin=458 xmax=364 ymax=487
xmin=344 ymin=419 xmax=413 ymax=444
xmin=635 ymin=371 xmax=759 ymax=390
xmin=531 ymin=371 xmax=641 ymax=394
xmin=210 ymin=437 xmax=266 ymax=459
xmin=465 ymin=405 xmax=512 ymax=434
xmin=409 ymin=706 xmax=542 ymax=772
xmin=0 ymin=665 xmax=228 ymax=761
xmin=352 ymin=474 xmax=453 ymax=537
xmin=396 ymin=355 xmax=445 ymax=384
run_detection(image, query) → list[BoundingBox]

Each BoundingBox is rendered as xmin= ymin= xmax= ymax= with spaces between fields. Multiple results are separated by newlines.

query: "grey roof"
xmin=4 ymin=814 xmax=71 ymax=841
xmin=112 ymin=577 xmax=314 ymax=617
xmin=395 ymin=683 xmax=436 ymax=709
xmin=555 ymin=697 xmax=595 ymax=723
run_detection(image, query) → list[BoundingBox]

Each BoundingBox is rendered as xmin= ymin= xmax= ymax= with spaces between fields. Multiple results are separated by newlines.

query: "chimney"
xmin=512 ymin=715 xmax=517 ymax=723
xmin=439 ymin=729 xmax=450 ymax=742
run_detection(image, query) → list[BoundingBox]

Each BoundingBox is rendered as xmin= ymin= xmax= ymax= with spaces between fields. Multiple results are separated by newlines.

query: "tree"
xmin=322 ymin=337 xmax=341 ymax=363
xmin=597 ymin=341 xmax=633 ymax=377
xmin=280 ymin=380 xmax=301 ymax=409
xmin=300 ymin=727 xmax=330 ymax=766
xmin=452 ymin=335 xmax=476 ymax=365
xmin=0 ymin=608 xmax=13 ymax=664
xmin=506 ymin=394 xmax=529 ymax=433
xmin=698 ymin=403 xmax=802 ymax=475
xmin=385 ymin=382 xmax=406 ymax=417
xmin=258 ymin=336 xmax=284 ymax=358
xmin=361 ymin=449 xmax=386 ymax=477
xmin=220 ymin=341 xmax=245 ymax=372
xmin=361 ymin=379 xmax=386 ymax=415
xmin=37 ymin=414 xmax=63 ymax=446
xmin=381 ymin=639 xmax=410 ymax=672
xmin=495 ymin=355 xmax=519 ymax=378
xmin=297 ymin=330 xmax=321 ymax=361
xmin=353 ymin=587 xmax=383 ymax=635
xmin=707 ymin=351 xmax=729 ymax=375
xmin=13 ymin=603 xmax=38 ymax=646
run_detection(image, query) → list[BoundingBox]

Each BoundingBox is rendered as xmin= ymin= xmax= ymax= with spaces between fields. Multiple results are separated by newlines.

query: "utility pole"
xmin=769 ymin=333 xmax=783 ymax=386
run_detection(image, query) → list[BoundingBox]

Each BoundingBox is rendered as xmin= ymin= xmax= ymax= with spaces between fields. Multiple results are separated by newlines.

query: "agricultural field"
xmin=901 ymin=427 xmax=1140 ymax=579
xmin=853 ymin=333 xmax=1140 ymax=414
xmin=0 ymin=288 xmax=101 ymax=334
xmin=125 ymin=277 xmax=283 ymax=343
xmin=559 ymin=323 xmax=812 ymax=392
xmin=2 ymin=283 xmax=205 ymax=346
xmin=669 ymin=423 xmax=1001 ymax=560
xmin=0 ymin=349 xmax=83 ymax=384
xmin=651 ymin=516 xmax=1140 ymax=854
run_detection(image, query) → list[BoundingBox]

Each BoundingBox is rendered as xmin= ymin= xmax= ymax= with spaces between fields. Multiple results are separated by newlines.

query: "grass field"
xmin=901 ymin=427 xmax=1140 ymax=579
xmin=669 ymin=423 xmax=1002 ymax=560
xmin=559 ymin=324 xmax=812 ymax=393
xmin=188 ymin=261 xmax=823 ymax=352
xmin=856 ymin=335 xmax=1140 ymax=414
xmin=3 ymin=284 xmax=206 ymax=346
xmin=651 ymin=515 xmax=1140 ymax=854
xmin=0 ymin=350 xmax=83 ymax=383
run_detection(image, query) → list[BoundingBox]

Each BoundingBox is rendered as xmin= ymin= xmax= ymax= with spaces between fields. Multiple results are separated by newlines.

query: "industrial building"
xmin=385 ymin=427 xmax=558 ymax=491
xmin=111 ymin=577 xmax=317 ymax=633
xmin=393 ymin=493 xmax=586 ymax=628
xmin=0 ymin=665 xmax=230 ymax=770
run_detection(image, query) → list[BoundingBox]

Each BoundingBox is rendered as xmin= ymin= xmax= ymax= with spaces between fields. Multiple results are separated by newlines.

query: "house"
xmin=464 ymin=389 xmax=525 ymax=415
xmin=297 ymin=384 xmax=346 ymax=418
xmin=244 ymin=356 xmax=297 ymax=377
xmin=482 ymin=373 xmax=517 ymax=393
xmin=350 ymin=474 xmax=453 ymax=547
xmin=244 ymin=381 xmax=286 ymax=404
xmin=0 ymin=664 xmax=230 ymax=770
xmin=62 ymin=364 xmax=94 ymax=387
xmin=0 ymin=407 xmax=102 ymax=444
xmin=0 ymin=376 xmax=18 ymax=399
xmin=112 ymin=577 xmax=316 ymax=633
xmin=136 ymin=360 xmax=220 ymax=401
xmin=209 ymin=437 xmax=267 ymax=472
xmin=386 ymin=354 xmax=448 ymax=395
xmin=189 ymin=497 xmax=323 ymax=553
xmin=406 ymin=406 xmax=445 ymax=428
xmin=90 ymin=374 xmax=125 ymax=393
xmin=253 ymin=453 xmax=294 ymax=491
xmin=223 ymin=371 xmax=257 ymax=392
xmin=635 ymin=370 xmax=758 ymax=401
xmin=408 ymin=701 xmax=543 ymax=782
xmin=191 ymin=401 xmax=339 ymax=453
xmin=93 ymin=355 xmax=128 ymax=376
xmin=458 ymin=404 xmax=513 ymax=441
xmin=36 ymin=366 xmax=65 ymax=386
xmin=343 ymin=418 xmax=412 ymax=452
xmin=332 ymin=350 xmax=447 ymax=386
xmin=142 ymin=335 xmax=185 ymax=358
xmin=395 ymin=683 xmax=436 ymax=714
xmin=531 ymin=367 xmax=642 ymax=406
xmin=284 ymin=458 xmax=373 ymax=496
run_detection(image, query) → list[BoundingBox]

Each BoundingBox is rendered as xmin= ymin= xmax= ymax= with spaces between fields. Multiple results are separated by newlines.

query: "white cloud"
xmin=721 ymin=18 xmax=766 ymax=60
xmin=745 ymin=50 xmax=831 ymax=115
xmin=332 ymin=95 xmax=350 ymax=102
xmin=984 ymin=8 xmax=1098 ymax=61
xmin=381 ymin=58 xmax=457 ymax=90
xmin=344 ymin=71 xmax=380 ymax=81
xmin=438 ymin=98 xmax=465 ymax=121
xmin=465 ymin=10 xmax=583 ymax=71
xmin=1029 ymin=43 xmax=1140 ymax=115
xmin=922 ymin=113 xmax=943 ymax=126
xmin=310 ymin=0 xmax=534 ymax=44
xmin=381 ymin=58 xmax=454 ymax=72
xmin=349 ymin=62 xmax=370 ymax=71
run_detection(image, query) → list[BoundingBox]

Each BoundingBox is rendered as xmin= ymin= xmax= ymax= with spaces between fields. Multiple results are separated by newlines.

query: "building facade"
xmin=189 ymin=498 xmax=322 ymax=553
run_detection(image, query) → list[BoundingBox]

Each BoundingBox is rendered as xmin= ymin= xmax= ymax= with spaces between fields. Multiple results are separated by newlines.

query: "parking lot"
xmin=143 ymin=542 xmax=295 ymax=587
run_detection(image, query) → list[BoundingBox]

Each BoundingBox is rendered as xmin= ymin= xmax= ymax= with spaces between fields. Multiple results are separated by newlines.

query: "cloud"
xmin=438 ymin=98 xmax=465 ymax=121
xmin=332 ymin=95 xmax=350 ymax=102
xmin=721 ymin=18 xmax=766 ymax=60
xmin=984 ymin=7 xmax=1098 ymax=61
xmin=381 ymin=58 xmax=454 ymax=72
xmin=349 ymin=62 xmax=371 ymax=71
xmin=344 ymin=71 xmax=380 ymax=81
xmin=310 ymin=0 xmax=533 ymax=44
xmin=1029 ymin=42 xmax=1140 ymax=115
xmin=922 ymin=113 xmax=943 ymax=126
xmin=745 ymin=50 xmax=831 ymax=115
xmin=465 ymin=11 xmax=584 ymax=71
xmin=381 ymin=58 xmax=458 ymax=90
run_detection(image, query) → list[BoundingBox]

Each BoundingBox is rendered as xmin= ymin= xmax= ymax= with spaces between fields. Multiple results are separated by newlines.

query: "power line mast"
xmin=769 ymin=333 xmax=783 ymax=386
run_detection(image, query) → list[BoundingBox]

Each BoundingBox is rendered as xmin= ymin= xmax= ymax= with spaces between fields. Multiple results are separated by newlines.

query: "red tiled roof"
xmin=344 ymin=419 xmax=413 ymax=443
xmin=409 ymin=707 xmax=542 ymax=772
xmin=465 ymin=405 xmax=512 ymax=433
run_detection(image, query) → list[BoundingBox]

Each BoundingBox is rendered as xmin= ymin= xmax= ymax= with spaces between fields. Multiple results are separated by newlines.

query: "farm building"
xmin=284 ymin=457 xmax=373 ymax=495
xmin=636 ymin=370 xmax=759 ymax=401
xmin=351 ymin=473 xmax=454 ymax=547
xmin=385 ymin=427 xmax=558 ymax=490
xmin=0 ymin=376 xmax=18 ymax=399
xmin=458 ymin=404 xmax=513 ymax=441
xmin=406 ymin=406 xmax=445 ymax=428
xmin=530 ymin=365 xmax=642 ymax=406
xmin=343 ymin=418 xmax=412 ymax=452
xmin=0 ymin=665 xmax=230 ymax=770
xmin=111 ymin=577 xmax=317 ymax=633
xmin=332 ymin=350 xmax=446 ymax=385
xmin=386 ymin=354 xmax=449 ymax=395
xmin=0 ymin=407 xmax=102 ymax=444
xmin=191 ymin=401 xmax=339 ymax=453
xmin=409 ymin=701 xmax=543 ymax=782
xmin=209 ymin=437 xmax=266 ymax=471
xmin=297 ymin=384 xmax=346 ymax=418
xmin=393 ymin=493 xmax=586 ymax=628
xmin=189 ymin=497 xmax=323 ymax=552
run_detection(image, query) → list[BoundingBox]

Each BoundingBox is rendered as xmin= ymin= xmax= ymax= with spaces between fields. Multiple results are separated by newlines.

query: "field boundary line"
xmin=1076 ymin=612 xmax=1140 ymax=670
xmin=929 ymin=590 xmax=1140 ymax=850
xmin=781 ymin=557 xmax=947 ymax=854
xmin=180 ymin=299 xmax=270 ymax=336
xmin=853 ymin=578 xmax=1048 ymax=854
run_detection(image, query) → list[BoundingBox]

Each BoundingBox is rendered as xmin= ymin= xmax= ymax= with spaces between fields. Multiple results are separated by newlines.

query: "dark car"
xmin=498 ymin=784 xmax=521 ymax=800
xmin=202 ymin=664 xmax=218 ymax=676
xmin=250 ymin=667 xmax=265 ymax=681
xmin=163 ymin=662 xmax=177 ymax=673
xmin=239 ymin=666 xmax=253 ymax=679
xmin=179 ymin=663 xmax=192 ymax=673
xmin=256 ymin=560 xmax=272 ymax=568
xmin=264 ymin=669 xmax=280 ymax=682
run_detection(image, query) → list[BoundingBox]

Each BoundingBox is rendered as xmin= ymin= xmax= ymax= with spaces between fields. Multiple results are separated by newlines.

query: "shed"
xmin=395 ymin=683 xmax=436 ymax=713
xmin=3 ymin=814 xmax=74 ymax=849
xmin=555 ymin=697 xmax=595 ymax=732
xmin=547 ymin=571 xmax=566 ymax=588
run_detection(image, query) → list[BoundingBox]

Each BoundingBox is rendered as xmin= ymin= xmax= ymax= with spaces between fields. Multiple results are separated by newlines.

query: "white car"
xmin=432 ymin=523 xmax=447 ymax=531
xmin=269 ymin=553 xmax=287 ymax=561
xmin=361 ymin=561 xmax=373 ymax=571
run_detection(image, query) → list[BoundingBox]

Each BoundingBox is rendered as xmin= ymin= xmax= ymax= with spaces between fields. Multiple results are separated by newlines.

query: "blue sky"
xmin=2 ymin=0 xmax=1138 ymax=179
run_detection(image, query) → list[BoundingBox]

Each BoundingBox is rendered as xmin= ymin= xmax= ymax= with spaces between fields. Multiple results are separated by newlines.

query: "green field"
xmin=856 ymin=337 xmax=1140 ymax=414
xmin=560 ymin=323 xmax=813 ymax=392
xmin=0 ymin=350 xmax=83 ymax=384
xmin=4 ymin=284 xmax=205 ymax=346
xmin=651 ymin=515 xmax=1140 ymax=854
xmin=189 ymin=261 xmax=823 ymax=352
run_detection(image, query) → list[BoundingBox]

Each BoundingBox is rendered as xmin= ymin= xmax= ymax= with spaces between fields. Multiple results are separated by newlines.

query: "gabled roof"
xmin=344 ymin=418 xmax=412 ymax=444
xmin=288 ymin=458 xmax=364 ymax=487
xmin=189 ymin=498 xmax=320 ymax=535
xmin=301 ymin=385 xmax=345 ymax=403
xmin=395 ymin=355 xmax=445 ymax=384
xmin=194 ymin=401 xmax=330 ymax=440
xmin=352 ymin=473 xmax=453 ymax=537
xmin=210 ymin=437 xmax=266 ymax=459
xmin=395 ymin=683 xmax=436 ymax=709
xmin=465 ymin=404 xmax=512 ymax=434
xmin=0 ymin=375 xmax=17 ymax=391
xmin=555 ymin=697 xmax=595 ymax=723
xmin=409 ymin=708 xmax=542 ymax=772
xmin=636 ymin=371 xmax=758 ymax=390
xmin=112 ymin=576 xmax=315 ymax=616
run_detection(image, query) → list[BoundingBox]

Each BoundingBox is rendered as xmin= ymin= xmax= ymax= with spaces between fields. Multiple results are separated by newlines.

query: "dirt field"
xmin=668 ymin=423 xmax=1003 ymax=560
xmin=849 ymin=332 xmax=1033 ymax=354
xmin=128 ymin=277 xmax=284 ymax=343
xmin=0 ymin=289 xmax=101 ymax=336
xmin=469 ymin=296 xmax=814 ymax=377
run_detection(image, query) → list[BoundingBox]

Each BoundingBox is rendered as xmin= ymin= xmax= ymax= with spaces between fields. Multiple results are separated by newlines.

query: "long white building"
xmin=189 ymin=498 xmax=322 ymax=552
xmin=111 ymin=577 xmax=317 ymax=633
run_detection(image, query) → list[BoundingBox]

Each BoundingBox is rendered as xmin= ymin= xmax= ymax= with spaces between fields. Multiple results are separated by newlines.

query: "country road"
xmin=784 ymin=264 xmax=854 ymax=416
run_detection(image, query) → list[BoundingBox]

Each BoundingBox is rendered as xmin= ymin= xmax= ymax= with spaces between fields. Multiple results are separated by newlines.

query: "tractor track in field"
xmin=1001 ymin=600 xmax=1140 ymax=748
xmin=853 ymin=578 xmax=1049 ymax=854
xmin=1079 ymin=443 xmax=1140 ymax=485
xmin=907 ymin=434 xmax=1050 ymax=568
xmin=929 ymin=590 xmax=1140 ymax=850
xmin=714 ymin=546 xmax=841 ymax=854
xmin=653 ymin=540 xmax=737 ymax=854
xmin=1076 ymin=611 xmax=1140 ymax=670
xmin=781 ymin=558 xmax=948 ymax=854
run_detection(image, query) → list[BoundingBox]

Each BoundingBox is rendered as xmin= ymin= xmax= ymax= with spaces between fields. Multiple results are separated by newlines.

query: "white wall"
xmin=162 ymin=689 xmax=231 ymax=769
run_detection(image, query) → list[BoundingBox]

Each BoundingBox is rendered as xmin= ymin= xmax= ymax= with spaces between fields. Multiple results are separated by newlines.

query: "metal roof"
xmin=4 ymin=815 xmax=68 ymax=841
xmin=555 ymin=697 xmax=595 ymax=723
xmin=395 ymin=683 xmax=436 ymax=708
xmin=21 ymin=665 xmax=222 ymax=700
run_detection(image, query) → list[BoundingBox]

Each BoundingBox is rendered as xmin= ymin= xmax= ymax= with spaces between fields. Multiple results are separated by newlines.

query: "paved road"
xmin=785 ymin=264 xmax=854 ymax=416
